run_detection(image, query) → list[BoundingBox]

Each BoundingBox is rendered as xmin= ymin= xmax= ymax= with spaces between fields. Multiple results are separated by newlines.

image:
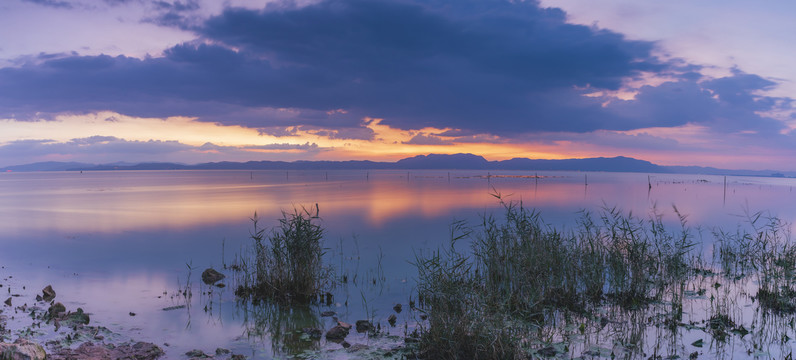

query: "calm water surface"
xmin=1 ymin=170 xmax=795 ymax=358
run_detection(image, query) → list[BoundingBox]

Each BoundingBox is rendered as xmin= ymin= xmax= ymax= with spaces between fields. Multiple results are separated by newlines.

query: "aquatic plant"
xmin=413 ymin=195 xmax=701 ymax=358
xmin=235 ymin=206 xmax=332 ymax=304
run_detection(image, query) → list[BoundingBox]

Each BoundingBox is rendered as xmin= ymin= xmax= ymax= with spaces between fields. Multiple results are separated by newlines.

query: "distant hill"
xmin=0 ymin=161 xmax=96 ymax=172
xmin=2 ymin=154 xmax=793 ymax=177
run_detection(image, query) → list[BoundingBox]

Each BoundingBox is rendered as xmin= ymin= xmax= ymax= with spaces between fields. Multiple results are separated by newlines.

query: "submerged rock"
xmin=302 ymin=327 xmax=323 ymax=339
xmin=347 ymin=343 xmax=369 ymax=352
xmin=185 ymin=349 xmax=210 ymax=358
xmin=387 ymin=314 xmax=397 ymax=326
xmin=3 ymin=297 xmax=11 ymax=307
xmin=0 ymin=338 xmax=47 ymax=360
xmin=355 ymin=320 xmax=374 ymax=333
xmin=64 ymin=308 xmax=90 ymax=325
xmin=393 ymin=303 xmax=402 ymax=313
xmin=47 ymin=303 xmax=66 ymax=319
xmin=201 ymin=269 xmax=225 ymax=285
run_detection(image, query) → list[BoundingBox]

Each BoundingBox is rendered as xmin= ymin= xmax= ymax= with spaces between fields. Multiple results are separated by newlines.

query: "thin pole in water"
xmin=250 ymin=171 xmax=253 ymax=180
xmin=286 ymin=171 xmax=289 ymax=181
xmin=367 ymin=171 xmax=369 ymax=181
xmin=585 ymin=174 xmax=588 ymax=186
xmin=325 ymin=172 xmax=328 ymax=181
xmin=723 ymin=176 xmax=727 ymax=205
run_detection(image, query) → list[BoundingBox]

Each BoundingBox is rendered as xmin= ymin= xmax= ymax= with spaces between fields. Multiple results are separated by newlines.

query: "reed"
xmin=235 ymin=206 xmax=332 ymax=304
xmin=413 ymin=195 xmax=701 ymax=358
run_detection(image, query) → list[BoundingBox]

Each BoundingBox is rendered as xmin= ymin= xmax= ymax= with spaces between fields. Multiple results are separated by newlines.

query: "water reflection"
xmin=3 ymin=170 xmax=796 ymax=358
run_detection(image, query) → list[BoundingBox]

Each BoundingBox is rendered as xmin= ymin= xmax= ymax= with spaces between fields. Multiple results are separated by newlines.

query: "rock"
xmin=50 ymin=341 xmax=163 ymax=360
xmin=325 ymin=325 xmax=350 ymax=341
xmin=47 ymin=302 xmax=66 ymax=318
xmin=231 ymin=355 xmax=246 ymax=360
xmin=341 ymin=341 xmax=351 ymax=348
xmin=335 ymin=318 xmax=352 ymax=330
xmin=42 ymin=285 xmax=56 ymax=301
xmin=355 ymin=320 xmax=373 ymax=333
xmin=388 ymin=314 xmax=397 ymax=326
xmin=215 ymin=348 xmax=231 ymax=355
xmin=0 ymin=338 xmax=47 ymax=360
xmin=64 ymin=308 xmax=90 ymax=325
xmin=185 ymin=349 xmax=209 ymax=358
xmin=320 ymin=310 xmax=336 ymax=317
xmin=3 ymin=297 xmax=10 ymax=307
xmin=393 ymin=303 xmax=402 ymax=313
xmin=201 ymin=268 xmax=225 ymax=285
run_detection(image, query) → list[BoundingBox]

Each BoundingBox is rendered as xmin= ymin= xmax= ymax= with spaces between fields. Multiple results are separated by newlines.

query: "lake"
xmin=1 ymin=170 xmax=795 ymax=358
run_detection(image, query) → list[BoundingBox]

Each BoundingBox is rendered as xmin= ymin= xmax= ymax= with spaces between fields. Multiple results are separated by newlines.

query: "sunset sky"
xmin=1 ymin=0 xmax=794 ymax=170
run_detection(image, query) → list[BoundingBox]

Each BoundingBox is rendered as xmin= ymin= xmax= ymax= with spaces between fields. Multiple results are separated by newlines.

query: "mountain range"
xmin=1 ymin=154 xmax=792 ymax=177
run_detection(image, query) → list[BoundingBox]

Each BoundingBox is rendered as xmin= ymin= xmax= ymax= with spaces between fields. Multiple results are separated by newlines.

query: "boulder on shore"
xmin=0 ymin=338 xmax=47 ymax=360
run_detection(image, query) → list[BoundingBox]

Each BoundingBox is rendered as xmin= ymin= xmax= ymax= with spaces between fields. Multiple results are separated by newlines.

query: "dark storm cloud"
xmin=606 ymin=72 xmax=788 ymax=134
xmin=0 ymin=0 xmax=790 ymax=138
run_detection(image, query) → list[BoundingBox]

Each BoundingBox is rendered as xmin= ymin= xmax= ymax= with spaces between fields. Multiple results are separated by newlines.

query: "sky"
xmin=0 ymin=0 xmax=794 ymax=170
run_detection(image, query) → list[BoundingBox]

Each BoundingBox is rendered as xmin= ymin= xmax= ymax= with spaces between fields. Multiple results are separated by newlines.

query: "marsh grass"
xmin=413 ymin=194 xmax=703 ymax=359
xmin=715 ymin=211 xmax=796 ymax=313
xmin=235 ymin=206 xmax=333 ymax=304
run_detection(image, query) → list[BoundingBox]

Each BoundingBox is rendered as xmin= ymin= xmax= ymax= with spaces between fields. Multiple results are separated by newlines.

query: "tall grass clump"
xmin=413 ymin=195 xmax=699 ymax=358
xmin=415 ymin=220 xmax=525 ymax=359
xmin=715 ymin=212 xmax=796 ymax=312
xmin=235 ymin=206 xmax=332 ymax=304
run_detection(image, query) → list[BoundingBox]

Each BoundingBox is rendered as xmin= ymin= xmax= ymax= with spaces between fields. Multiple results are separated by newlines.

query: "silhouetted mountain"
xmin=395 ymin=153 xmax=490 ymax=169
xmin=494 ymin=156 xmax=663 ymax=172
xmin=0 ymin=161 xmax=95 ymax=172
xmin=2 ymin=154 xmax=794 ymax=177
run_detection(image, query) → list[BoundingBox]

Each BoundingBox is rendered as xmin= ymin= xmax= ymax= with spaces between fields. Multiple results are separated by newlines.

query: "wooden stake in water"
xmin=723 ymin=176 xmax=727 ymax=205
xmin=648 ymin=175 xmax=652 ymax=190
xmin=367 ymin=171 xmax=369 ymax=181
xmin=585 ymin=174 xmax=588 ymax=186
xmin=448 ymin=172 xmax=450 ymax=183
xmin=325 ymin=172 xmax=328 ymax=181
